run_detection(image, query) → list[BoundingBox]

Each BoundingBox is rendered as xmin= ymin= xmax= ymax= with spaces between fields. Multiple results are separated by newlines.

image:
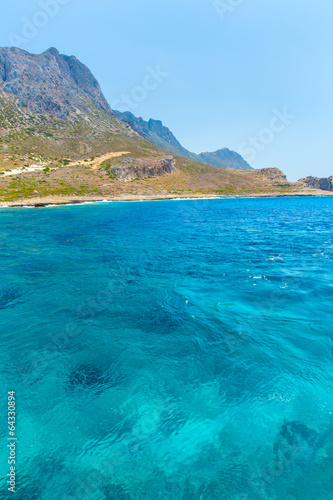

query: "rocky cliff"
xmin=258 ymin=168 xmax=288 ymax=182
xmin=298 ymin=176 xmax=333 ymax=192
xmin=109 ymin=156 xmax=176 ymax=181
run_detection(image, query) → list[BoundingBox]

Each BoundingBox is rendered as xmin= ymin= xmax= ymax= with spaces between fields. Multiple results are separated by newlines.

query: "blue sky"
xmin=1 ymin=0 xmax=333 ymax=181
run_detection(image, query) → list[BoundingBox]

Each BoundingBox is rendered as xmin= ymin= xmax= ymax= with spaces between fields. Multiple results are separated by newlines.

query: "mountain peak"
xmin=44 ymin=47 xmax=60 ymax=57
xmin=0 ymin=46 xmax=111 ymax=119
xmin=198 ymin=148 xmax=253 ymax=170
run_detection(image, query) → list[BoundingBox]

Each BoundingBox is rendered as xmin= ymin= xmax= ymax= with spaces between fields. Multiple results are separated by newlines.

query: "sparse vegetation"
xmin=0 ymin=83 xmax=325 ymax=205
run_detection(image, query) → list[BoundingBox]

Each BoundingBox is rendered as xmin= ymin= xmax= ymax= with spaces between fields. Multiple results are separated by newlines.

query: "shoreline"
xmin=1 ymin=190 xmax=333 ymax=208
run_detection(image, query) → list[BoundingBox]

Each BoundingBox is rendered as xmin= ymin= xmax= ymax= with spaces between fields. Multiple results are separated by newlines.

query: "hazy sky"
xmin=1 ymin=0 xmax=333 ymax=180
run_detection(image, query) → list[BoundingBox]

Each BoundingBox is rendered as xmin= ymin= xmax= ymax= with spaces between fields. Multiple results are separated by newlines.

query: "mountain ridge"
xmin=113 ymin=110 xmax=253 ymax=170
xmin=1 ymin=46 xmax=252 ymax=171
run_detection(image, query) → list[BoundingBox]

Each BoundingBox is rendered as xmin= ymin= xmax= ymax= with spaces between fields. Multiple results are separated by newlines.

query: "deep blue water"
xmin=1 ymin=197 xmax=333 ymax=500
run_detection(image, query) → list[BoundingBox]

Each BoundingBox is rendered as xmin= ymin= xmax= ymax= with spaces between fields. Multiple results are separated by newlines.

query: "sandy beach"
xmin=1 ymin=189 xmax=332 ymax=208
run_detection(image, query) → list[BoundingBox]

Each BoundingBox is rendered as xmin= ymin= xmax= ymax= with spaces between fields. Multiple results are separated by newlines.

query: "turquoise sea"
xmin=1 ymin=197 xmax=333 ymax=500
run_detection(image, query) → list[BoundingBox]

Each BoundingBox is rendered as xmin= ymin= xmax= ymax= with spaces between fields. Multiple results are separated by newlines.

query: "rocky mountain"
xmin=0 ymin=46 xmax=250 ymax=179
xmin=0 ymin=47 xmax=181 ymax=181
xmin=198 ymin=149 xmax=252 ymax=170
xmin=113 ymin=110 xmax=252 ymax=170
xmin=113 ymin=111 xmax=199 ymax=161
xmin=1 ymin=46 xmax=252 ymax=172
xmin=298 ymin=176 xmax=333 ymax=192
xmin=0 ymin=47 xmax=111 ymax=119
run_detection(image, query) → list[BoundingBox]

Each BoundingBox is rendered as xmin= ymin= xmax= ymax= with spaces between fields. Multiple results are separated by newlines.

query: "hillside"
xmin=0 ymin=47 xmax=180 ymax=185
xmin=0 ymin=47 xmax=326 ymax=205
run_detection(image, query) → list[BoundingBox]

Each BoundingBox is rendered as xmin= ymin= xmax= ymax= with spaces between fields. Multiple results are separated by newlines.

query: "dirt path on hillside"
xmin=89 ymin=152 xmax=131 ymax=171
xmin=2 ymin=164 xmax=48 ymax=177
xmin=2 ymin=152 xmax=131 ymax=177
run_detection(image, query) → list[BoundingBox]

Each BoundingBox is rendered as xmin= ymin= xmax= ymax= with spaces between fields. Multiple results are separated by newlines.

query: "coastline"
xmin=1 ymin=189 xmax=332 ymax=208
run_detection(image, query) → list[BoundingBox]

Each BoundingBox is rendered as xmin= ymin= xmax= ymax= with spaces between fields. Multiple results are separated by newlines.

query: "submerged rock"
xmin=0 ymin=286 xmax=23 ymax=309
xmin=67 ymin=364 xmax=106 ymax=391
xmin=280 ymin=420 xmax=319 ymax=448
xmin=140 ymin=290 xmax=189 ymax=334
xmin=104 ymin=483 xmax=131 ymax=499
xmin=272 ymin=419 xmax=320 ymax=468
